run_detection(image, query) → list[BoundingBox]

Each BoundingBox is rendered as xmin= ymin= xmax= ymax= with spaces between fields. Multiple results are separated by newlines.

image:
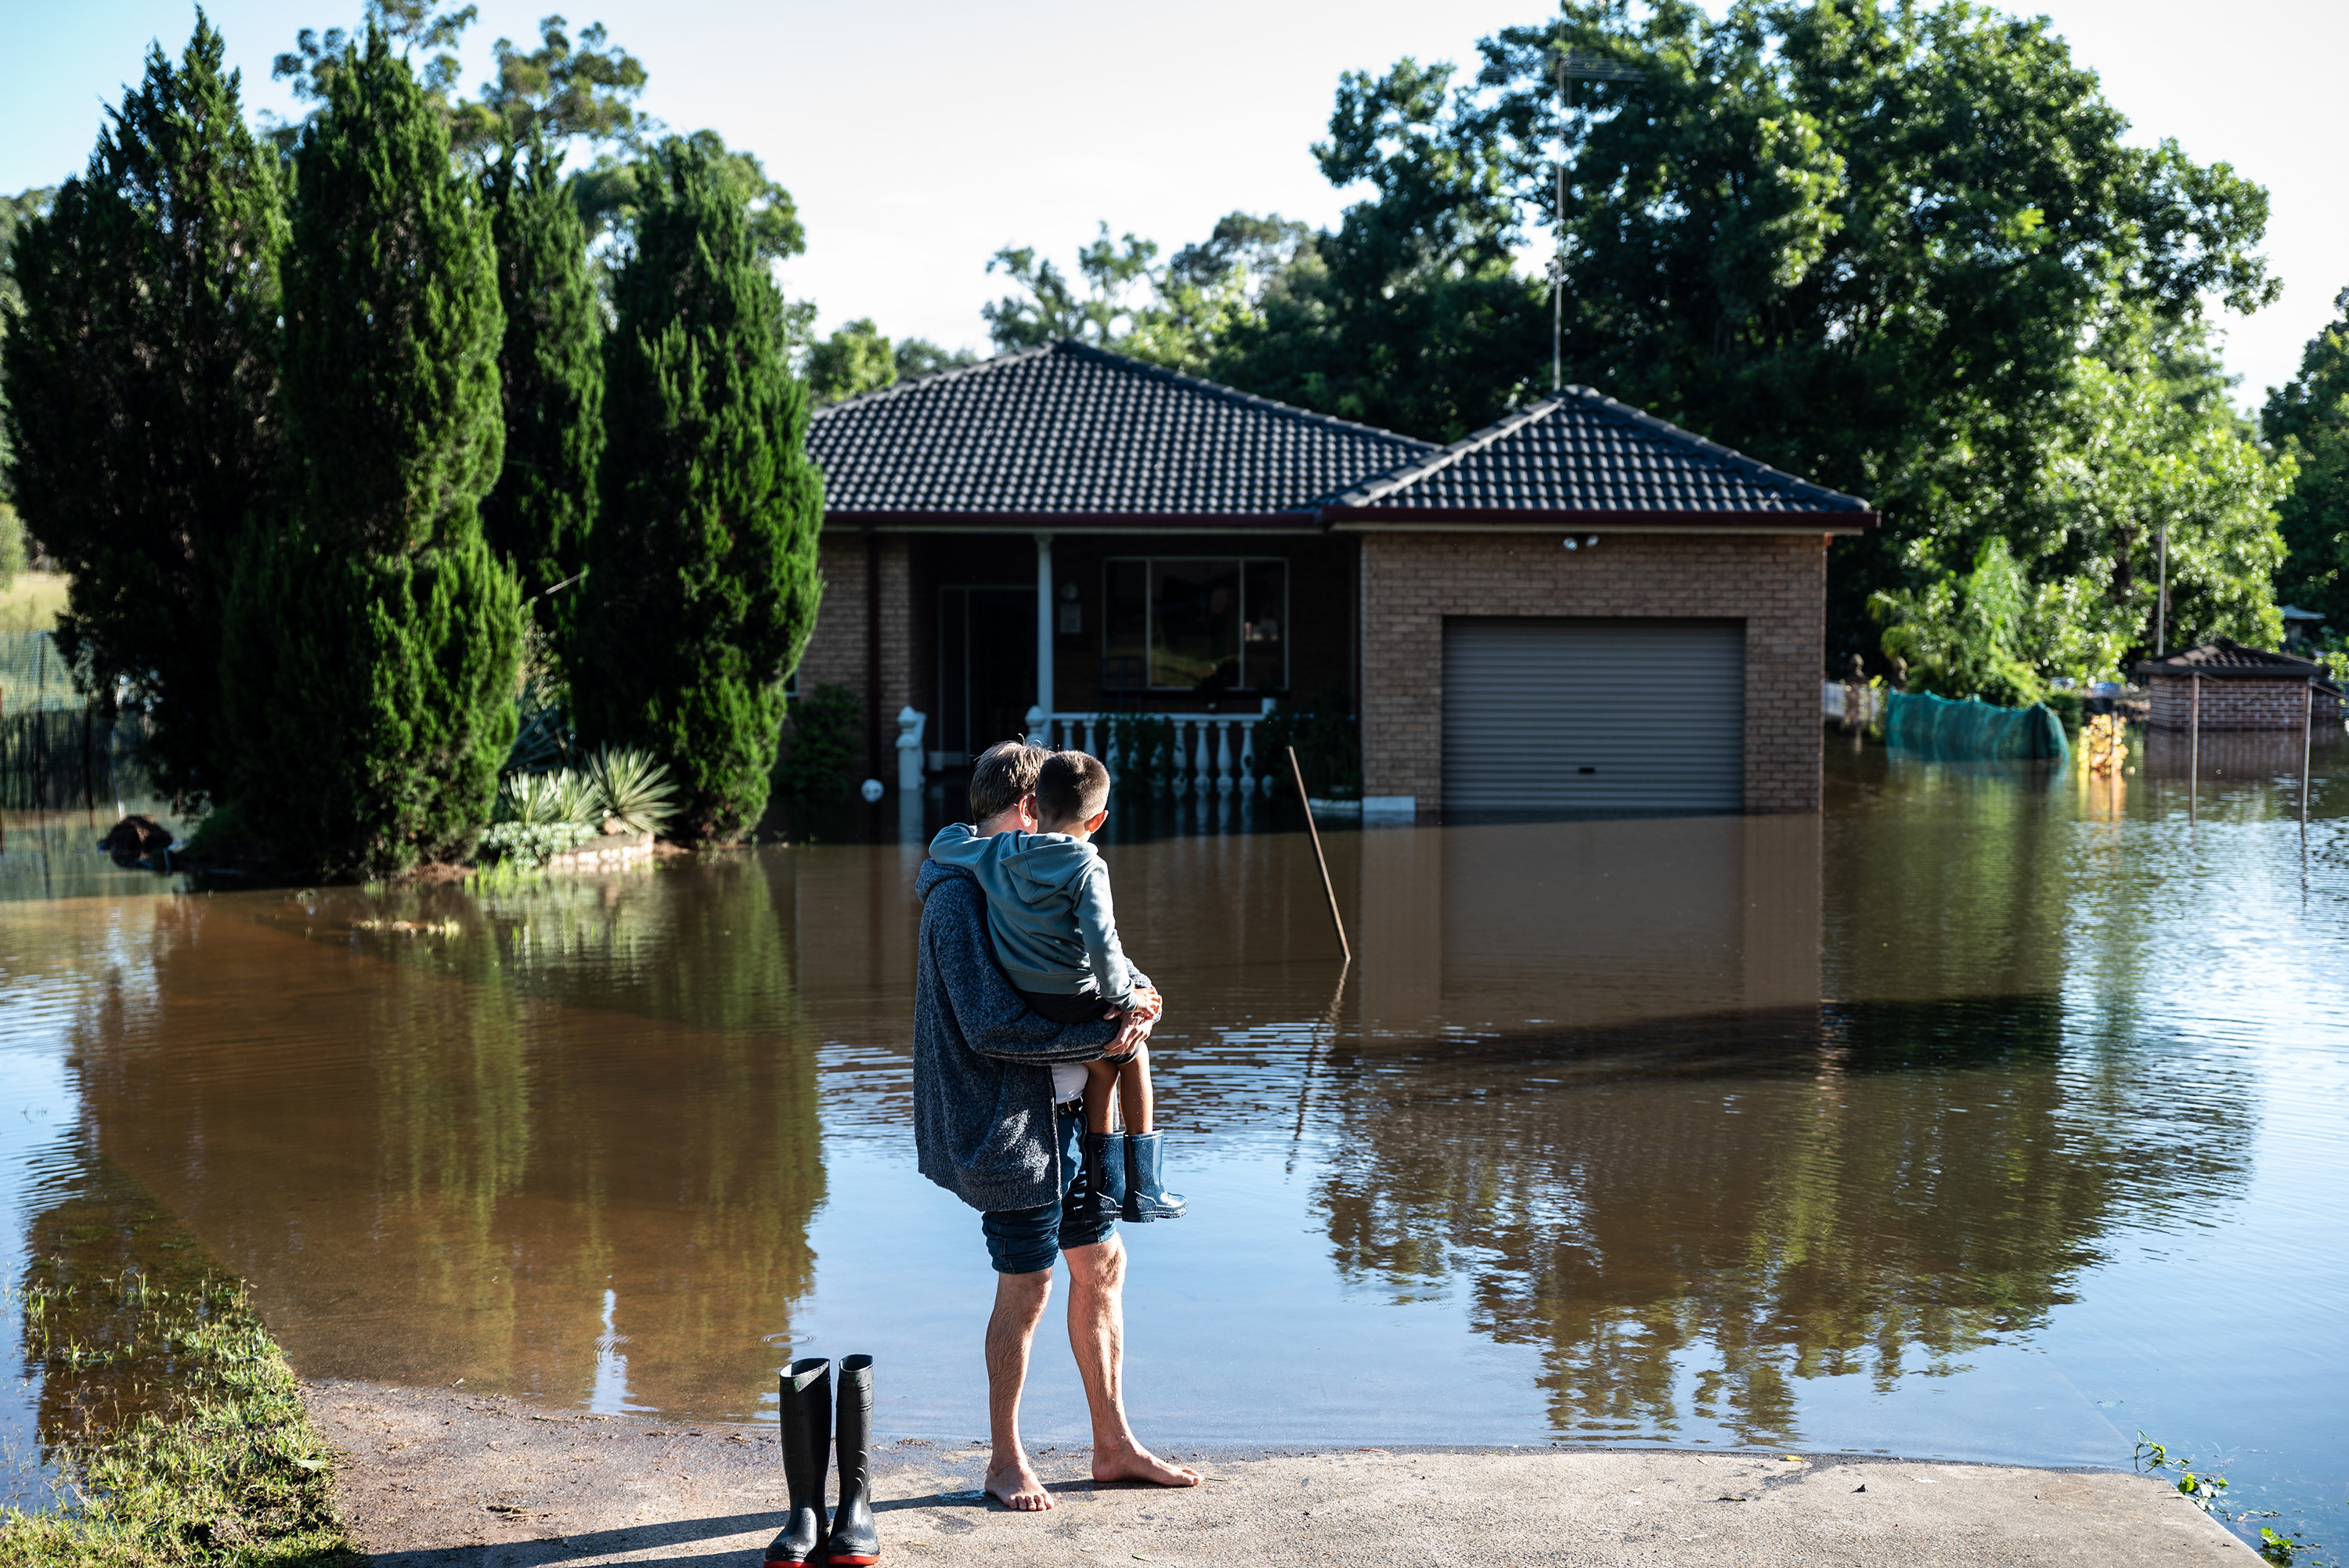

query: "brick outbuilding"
xmin=797 ymin=341 xmax=1873 ymax=816
xmin=2134 ymin=640 xmax=2342 ymax=730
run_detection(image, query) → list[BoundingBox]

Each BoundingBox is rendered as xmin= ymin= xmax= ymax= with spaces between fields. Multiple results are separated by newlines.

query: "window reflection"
xmin=1100 ymin=557 xmax=1288 ymax=693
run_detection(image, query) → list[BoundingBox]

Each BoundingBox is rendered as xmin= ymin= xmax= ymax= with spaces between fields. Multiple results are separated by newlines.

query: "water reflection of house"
xmin=799 ymin=341 xmax=1875 ymax=816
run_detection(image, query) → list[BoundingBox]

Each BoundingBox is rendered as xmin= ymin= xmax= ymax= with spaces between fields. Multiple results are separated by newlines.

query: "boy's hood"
xmin=926 ymin=827 xmax=1099 ymax=909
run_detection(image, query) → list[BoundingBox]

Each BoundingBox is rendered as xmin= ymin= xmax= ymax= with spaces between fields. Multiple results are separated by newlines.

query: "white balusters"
xmin=1021 ymin=712 xmax=1269 ymax=802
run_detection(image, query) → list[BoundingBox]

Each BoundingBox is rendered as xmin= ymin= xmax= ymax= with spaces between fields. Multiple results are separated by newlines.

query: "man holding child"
xmin=911 ymin=741 xmax=1201 ymax=1510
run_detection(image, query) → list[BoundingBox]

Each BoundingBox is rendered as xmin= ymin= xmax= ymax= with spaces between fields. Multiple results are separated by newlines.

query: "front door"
xmin=937 ymin=586 xmax=1037 ymax=766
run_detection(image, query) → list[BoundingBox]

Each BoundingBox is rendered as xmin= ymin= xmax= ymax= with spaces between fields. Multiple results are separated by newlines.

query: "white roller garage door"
xmin=1442 ymin=618 xmax=1745 ymax=814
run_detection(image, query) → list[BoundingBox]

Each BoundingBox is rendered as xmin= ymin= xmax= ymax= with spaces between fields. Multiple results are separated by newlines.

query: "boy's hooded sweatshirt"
xmin=927 ymin=823 xmax=1138 ymax=1009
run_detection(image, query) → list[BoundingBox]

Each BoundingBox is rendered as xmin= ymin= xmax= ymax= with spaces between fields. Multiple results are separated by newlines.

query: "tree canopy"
xmin=223 ymin=23 xmax=520 ymax=876
xmin=574 ymin=137 xmax=824 ymax=842
xmin=989 ymin=0 xmax=2285 ymax=680
xmin=2263 ymin=288 xmax=2349 ymax=630
xmin=0 ymin=17 xmax=284 ymax=798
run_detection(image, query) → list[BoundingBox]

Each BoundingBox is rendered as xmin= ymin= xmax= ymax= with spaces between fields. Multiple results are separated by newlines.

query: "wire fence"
xmin=0 ymin=631 xmax=159 ymax=813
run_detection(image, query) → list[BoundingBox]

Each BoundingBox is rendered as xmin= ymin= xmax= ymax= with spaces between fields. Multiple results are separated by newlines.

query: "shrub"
xmin=770 ymin=683 xmax=861 ymax=804
xmin=1257 ymin=681 xmax=1362 ymax=799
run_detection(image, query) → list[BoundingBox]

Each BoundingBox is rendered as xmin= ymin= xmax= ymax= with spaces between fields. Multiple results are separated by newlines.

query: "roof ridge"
xmin=808 ymin=341 xmax=1055 ymax=419
xmin=1330 ymin=386 xmax=1871 ymax=512
xmin=1048 ymin=340 xmax=1438 ymax=452
xmin=1327 ymin=398 xmax=1564 ymax=506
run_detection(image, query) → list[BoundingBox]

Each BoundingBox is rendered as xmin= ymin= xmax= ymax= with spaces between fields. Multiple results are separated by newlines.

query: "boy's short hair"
xmin=1035 ymin=751 xmax=1111 ymax=829
xmin=969 ymin=741 xmax=1049 ymax=822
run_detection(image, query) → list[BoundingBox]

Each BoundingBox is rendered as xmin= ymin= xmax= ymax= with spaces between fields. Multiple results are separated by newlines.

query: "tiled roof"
xmin=806 ymin=341 xmax=1433 ymax=517
xmin=2136 ymin=638 xmax=2329 ymax=677
xmin=1329 ymin=388 xmax=1871 ymax=515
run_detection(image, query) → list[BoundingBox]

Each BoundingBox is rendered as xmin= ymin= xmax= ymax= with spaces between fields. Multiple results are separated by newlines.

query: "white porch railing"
xmin=1024 ymin=705 xmax=1276 ymax=796
xmin=1823 ymin=680 xmax=1885 ymax=725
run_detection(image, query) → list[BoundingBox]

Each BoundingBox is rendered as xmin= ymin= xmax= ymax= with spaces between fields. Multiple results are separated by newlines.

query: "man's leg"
xmin=983 ymin=1267 xmax=1056 ymax=1509
xmin=1062 ymin=1235 xmax=1201 ymax=1487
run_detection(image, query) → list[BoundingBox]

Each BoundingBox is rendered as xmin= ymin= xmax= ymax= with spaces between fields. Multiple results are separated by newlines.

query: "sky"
xmin=5 ymin=0 xmax=2344 ymax=414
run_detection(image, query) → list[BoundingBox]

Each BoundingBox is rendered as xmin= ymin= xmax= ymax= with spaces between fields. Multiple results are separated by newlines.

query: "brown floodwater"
xmin=2 ymin=737 xmax=2346 ymax=1552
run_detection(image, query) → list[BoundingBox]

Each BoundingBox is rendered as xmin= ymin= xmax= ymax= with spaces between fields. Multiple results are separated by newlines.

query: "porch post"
xmin=1035 ymin=532 xmax=1055 ymax=720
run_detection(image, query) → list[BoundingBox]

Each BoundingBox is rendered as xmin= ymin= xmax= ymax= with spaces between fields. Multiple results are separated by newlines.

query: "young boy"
xmin=928 ymin=749 xmax=1185 ymax=1222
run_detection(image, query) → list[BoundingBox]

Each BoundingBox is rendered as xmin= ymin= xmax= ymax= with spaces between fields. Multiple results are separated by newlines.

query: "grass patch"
xmin=0 ymin=571 xmax=70 ymax=634
xmin=0 ymin=1156 xmax=357 ymax=1566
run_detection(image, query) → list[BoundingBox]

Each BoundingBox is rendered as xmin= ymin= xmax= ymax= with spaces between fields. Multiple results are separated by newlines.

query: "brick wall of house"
xmin=2147 ymin=673 xmax=2341 ymax=730
xmin=795 ymin=532 xmax=911 ymax=766
xmin=1357 ymin=531 xmax=1828 ymax=814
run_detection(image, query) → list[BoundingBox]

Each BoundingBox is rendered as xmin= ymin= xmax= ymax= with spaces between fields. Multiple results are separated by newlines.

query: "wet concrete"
xmin=305 ymin=1379 xmax=2253 ymax=1566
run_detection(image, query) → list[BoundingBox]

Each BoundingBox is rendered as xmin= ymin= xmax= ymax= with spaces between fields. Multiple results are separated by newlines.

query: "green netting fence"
xmin=1885 ymin=690 xmax=2069 ymax=762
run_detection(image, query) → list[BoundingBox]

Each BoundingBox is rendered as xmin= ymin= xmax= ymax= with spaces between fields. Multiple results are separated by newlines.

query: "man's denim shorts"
xmin=982 ymin=1101 xmax=1115 ymax=1274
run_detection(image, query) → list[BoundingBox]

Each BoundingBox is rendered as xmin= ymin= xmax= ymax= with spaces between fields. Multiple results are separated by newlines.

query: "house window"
xmin=1102 ymin=557 xmax=1288 ymax=692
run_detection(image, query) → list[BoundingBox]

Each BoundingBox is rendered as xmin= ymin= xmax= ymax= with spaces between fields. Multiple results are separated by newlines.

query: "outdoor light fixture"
xmin=860 ymin=778 xmax=886 ymax=803
xmin=1563 ymin=535 xmax=1600 ymax=550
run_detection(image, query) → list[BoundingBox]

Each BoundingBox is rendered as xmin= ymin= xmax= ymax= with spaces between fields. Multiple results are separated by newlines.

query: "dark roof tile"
xmin=1332 ymin=388 xmax=1870 ymax=514
xmin=2136 ymin=638 xmax=2329 ymax=677
xmin=807 ymin=341 xmax=1432 ymax=516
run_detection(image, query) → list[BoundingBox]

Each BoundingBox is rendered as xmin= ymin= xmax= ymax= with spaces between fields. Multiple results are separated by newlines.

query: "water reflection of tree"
xmin=1308 ymin=997 xmax=2255 ymax=1446
xmin=63 ymin=858 xmax=827 ymax=1421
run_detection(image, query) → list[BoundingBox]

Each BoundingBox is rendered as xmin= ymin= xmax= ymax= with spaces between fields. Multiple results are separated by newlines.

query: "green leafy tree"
xmin=1117 ymin=2 xmax=2275 ymax=664
xmin=572 ymin=130 xmax=815 ymax=359
xmin=222 ymin=24 xmax=520 ymax=878
xmin=446 ymin=13 xmax=649 ymax=156
xmin=0 ymin=20 xmax=283 ymax=800
xmin=479 ymin=141 xmax=601 ymax=604
xmin=983 ymin=225 xmax=1161 ymax=349
xmin=1875 ymin=322 xmax=2286 ymax=692
xmin=574 ymin=136 xmax=824 ymax=842
xmin=805 ymin=318 xmax=975 ymax=404
xmin=0 ymin=186 xmax=59 ymax=587
xmin=267 ymin=0 xmax=478 ymax=149
xmin=2262 ymin=287 xmax=2349 ymax=625
xmin=805 ymin=318 xmax=899 ymax=404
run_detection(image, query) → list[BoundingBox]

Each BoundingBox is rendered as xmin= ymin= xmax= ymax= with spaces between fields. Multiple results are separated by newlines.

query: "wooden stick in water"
xmin=1287 ymin=745 xmax=1351 ymax=964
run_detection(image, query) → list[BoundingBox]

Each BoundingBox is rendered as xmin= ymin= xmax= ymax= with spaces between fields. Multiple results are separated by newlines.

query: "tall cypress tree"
xmin=574 ymin=137 xmax=822 ymax=842
xmin=480 ymin=139 xmax=601 ymax=607
xmin=0 ymin=15 xmax=283 ymax=802
xmin=220 ymin=24 xmax=520 ymax=878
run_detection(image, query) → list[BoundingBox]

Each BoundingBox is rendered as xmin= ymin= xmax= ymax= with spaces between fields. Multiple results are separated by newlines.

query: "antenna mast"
xmin=1550 ymin=44 xmax=1645 ymax=395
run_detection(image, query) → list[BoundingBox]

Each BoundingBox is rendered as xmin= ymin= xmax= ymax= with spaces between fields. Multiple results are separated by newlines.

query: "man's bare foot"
xmin=985 ymin=1454 xmax=1055 ymax=1511
xmin=1091 ymin=1441 xmax=1203 ymax=1488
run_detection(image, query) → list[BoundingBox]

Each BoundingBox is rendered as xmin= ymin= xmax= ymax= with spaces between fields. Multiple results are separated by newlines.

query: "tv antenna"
xmin=1550 ymin=46 xmax=1644 ymax=392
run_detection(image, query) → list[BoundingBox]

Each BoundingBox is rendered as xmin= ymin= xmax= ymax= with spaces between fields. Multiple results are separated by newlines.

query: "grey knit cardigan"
xmin=913 ymin=859 xmax=1147 ymax=1213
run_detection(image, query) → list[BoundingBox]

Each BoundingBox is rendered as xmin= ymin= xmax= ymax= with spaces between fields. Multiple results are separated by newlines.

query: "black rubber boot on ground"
xmin=1120 ymin=1131 xmax=1187 ymax=1221
xmin=1084 ymin=1131 xmax=1128 ymax=1226
xmin=763 ymin=1357 xmax=832 ymax=1565
xmin=822 ymin=1355 xmax=879 ymax=1566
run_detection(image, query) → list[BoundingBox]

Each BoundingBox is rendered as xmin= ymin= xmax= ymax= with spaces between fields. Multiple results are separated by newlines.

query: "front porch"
xmin=799 ymin=526 xmax=1359 ymax=799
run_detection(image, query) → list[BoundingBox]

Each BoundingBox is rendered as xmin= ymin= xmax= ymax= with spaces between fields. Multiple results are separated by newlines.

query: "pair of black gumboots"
xmin=763 ymin=1355 xmax=879 ymax=1567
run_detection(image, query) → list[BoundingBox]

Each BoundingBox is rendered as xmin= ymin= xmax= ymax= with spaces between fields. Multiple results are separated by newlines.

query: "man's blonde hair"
xmin=969 ymin=741 xmax=1050 ymax=822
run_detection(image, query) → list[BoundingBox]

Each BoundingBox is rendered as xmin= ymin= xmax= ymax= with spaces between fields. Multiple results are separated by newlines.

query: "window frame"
xmin=1100 ymin=555 xmax=1290 ymax=694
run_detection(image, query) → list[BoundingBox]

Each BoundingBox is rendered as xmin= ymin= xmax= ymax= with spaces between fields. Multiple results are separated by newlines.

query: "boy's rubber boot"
xmin=1120 ymin=1131 xmax=1187 ymax=1222
xmin=822 ymin=1355 xmax=880 ymax=1566
xmin=1084 ymin=1132 xmax=1129 ymax=1226
xmin=763 ymin=1357 xmax=832 ymax=1564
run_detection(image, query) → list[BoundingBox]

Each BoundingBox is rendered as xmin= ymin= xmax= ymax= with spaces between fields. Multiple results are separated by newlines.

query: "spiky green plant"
xmin=583 ymin=744 xmax=676 ymax=836
xmin=494 ymin=767 xmax=598 ymax=827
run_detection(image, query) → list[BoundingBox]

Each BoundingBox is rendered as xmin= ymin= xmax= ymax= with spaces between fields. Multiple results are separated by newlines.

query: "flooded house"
xmin=798 ymin=341 xmax=1874 ymax=816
